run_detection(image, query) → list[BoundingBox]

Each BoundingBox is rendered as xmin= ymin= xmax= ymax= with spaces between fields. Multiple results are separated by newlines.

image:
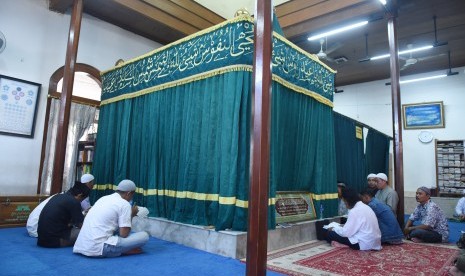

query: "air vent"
xmin=334 ymin=56 xmax=348 ymax=64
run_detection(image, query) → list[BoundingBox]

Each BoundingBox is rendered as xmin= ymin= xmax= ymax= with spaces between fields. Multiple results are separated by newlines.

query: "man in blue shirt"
xmin=360 ymin=189 xmax=404 ymax=244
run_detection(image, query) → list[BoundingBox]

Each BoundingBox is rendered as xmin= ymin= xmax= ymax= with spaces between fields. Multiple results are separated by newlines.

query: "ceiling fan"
xmin=359 ymin=16 xmax=448 ymax=63
xmin=358 ymin=34 xmax=371 ymax=63
xmin=445 ymin=50 xmax=459 ymax=76
xmin=432 ymin=16 xmax=448 ymax=47
xmin=315 ymin=37 xmax=342 ymax=63
xmin=400 ymin=44 xmax=446 ymax=71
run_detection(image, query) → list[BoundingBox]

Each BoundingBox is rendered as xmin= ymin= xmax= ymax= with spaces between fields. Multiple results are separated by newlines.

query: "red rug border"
xmin=265 ymin=240 xmax=459 ymax=276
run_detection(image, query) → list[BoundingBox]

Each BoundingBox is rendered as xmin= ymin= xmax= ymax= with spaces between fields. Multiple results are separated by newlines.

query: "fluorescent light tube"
xmin=308 ymin=21 xmax=368 ymax=41
xmin=399 ymin=74 xmax=447 ymax=84
xmin=379 ymin=0 xmax=387 ymax=5
xmin=370 ymin=45 xmax=433 ymax=61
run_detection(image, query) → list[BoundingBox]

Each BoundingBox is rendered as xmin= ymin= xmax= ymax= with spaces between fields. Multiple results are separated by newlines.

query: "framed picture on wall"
xmin=0 ymin=75 xmax=41 ymax=138
xmin=402 ymin=101 xmax=444 ymax=129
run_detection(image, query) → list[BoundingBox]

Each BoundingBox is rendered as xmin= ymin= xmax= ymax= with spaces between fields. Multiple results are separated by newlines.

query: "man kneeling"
xmin=37 ymin=182 xmax=90 ymax=248
xmin=73 ymin=179 xmax=149 ymax=257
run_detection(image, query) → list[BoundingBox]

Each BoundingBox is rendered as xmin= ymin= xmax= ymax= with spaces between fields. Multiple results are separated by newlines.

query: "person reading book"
xmin=325 ymin=188 xmax=382 ymax=250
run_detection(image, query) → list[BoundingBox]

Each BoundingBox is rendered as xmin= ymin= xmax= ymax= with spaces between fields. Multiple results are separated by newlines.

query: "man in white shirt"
xmin=455 ymin=190 xmax=465 ymax=221
xmin=326 ymin=188 xmax=382 ymax=250
xmin=26 ymin=173 xmax=95 ymax=238
xmin=26 ymin=195 xmax=57 ymax=237
xmin=73 ymin=179 xmax=149 ymax=257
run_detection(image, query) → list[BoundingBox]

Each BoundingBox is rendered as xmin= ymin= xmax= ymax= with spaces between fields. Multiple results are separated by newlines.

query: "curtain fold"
xmin=40 ymin=99 xmax=97 ymax=194
xmin=272 ymin=82 xmax=338 ymax=218
xmin=365 ymin=129 xmax=391 ymax=175
xmin=333 ymin=112 xmax=366 ymax=192
xmin=92 ymin=71 xmax=252 ymax=230
xmin=333 ymin=112 xmax=391 ymax=194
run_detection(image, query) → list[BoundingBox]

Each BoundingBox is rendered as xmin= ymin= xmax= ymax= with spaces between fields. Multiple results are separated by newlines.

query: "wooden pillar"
xmin=246 ymin=0 xmax=273 ymax=275
xmin=386 ymin=3 xmax=405 ymax=227
xmin=51 ymin=0 xmax=83 ymax=194
xmin=37 ymin=96 xmax=52 ymax=194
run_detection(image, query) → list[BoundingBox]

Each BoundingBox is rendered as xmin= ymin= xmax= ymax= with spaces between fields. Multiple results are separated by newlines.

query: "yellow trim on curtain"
xmin=94 ymin=184 xmax=276 ymax=208
xmin=100 ymin=65 xmax=253 ymax=106
xmin=272 ymin=75 xmax=334 ymax=108
xmin=100 ymin=64 xmax=333 ymax=108
xmin=311 ymin=193 xmax=339 ymax=200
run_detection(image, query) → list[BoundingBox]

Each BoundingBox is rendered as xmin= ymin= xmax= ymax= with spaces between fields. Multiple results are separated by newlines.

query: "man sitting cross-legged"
xmin=326 ymin=188 xmax=382 ymax=250
xmin=404 ymin=186 xmax=449 ymax=243
xmin=73 ymin=179 xmax=149 ymax=257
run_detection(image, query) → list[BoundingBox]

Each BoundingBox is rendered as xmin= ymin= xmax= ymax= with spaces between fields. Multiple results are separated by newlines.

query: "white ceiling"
xmin=193 ymin=0 xmax=290 ymax=19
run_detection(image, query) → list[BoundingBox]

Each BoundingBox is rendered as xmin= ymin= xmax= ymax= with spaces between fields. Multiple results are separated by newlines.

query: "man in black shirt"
xmin=37 ymin=182 xmax=90 ymax=248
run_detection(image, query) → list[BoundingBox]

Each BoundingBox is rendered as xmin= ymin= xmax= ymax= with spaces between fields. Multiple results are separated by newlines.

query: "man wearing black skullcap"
xmin=404 ymin=186 xmax=449 ymax=243
xmin=37 ymin=182 xmax=91 ymax=248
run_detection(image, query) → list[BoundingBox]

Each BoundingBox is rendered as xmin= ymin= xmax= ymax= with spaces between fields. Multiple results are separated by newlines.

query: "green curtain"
xmin=333 ymin=112 xmax=366 ymax=192
xmin=333 ymin=112 xmax=392 ymax=193
xmin=92 ymin=71 xmax=338 ymax=230
xmin=271 ymin=82 xmax=338 ymax=218
xmin=92 ymin=71 xmax=253 ymax=230
xmin=365 ymin=129 xmax=391 ymax=175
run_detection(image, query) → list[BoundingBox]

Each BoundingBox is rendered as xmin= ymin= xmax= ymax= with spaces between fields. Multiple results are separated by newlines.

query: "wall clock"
xmin=418 ymin=131 xmax=434 ymax=143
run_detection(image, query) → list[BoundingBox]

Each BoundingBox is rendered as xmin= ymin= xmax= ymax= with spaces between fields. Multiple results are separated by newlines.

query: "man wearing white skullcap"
xmin=374 ymin=173 xmax=399 ymax=214
xmin=74 ymin=179 xmax=149 ymax=257
xmin=366 ymin=173 xmax=378 ymax=196
xmin=80 ymin=174 xmax=95 ymax=213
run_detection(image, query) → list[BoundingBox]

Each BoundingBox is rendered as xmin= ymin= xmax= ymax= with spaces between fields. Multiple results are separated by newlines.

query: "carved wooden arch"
xmin=49 ymin=63 xmax=101 ymax=96
xmin=37 ymin=63 xmax=101 ymax=194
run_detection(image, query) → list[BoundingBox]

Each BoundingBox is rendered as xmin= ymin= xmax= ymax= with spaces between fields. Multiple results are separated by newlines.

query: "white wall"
xmin=334 ymin=67 xmax=465 ymax=195
xmin=0 ymin=0 xmax=161 ymax=195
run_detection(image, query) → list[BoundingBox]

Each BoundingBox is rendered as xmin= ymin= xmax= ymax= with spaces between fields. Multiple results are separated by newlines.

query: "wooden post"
xmin=37 ymin=95 xmax=52 ymax=195
xmin=386 ymin=3 xmax=405 ymax=227
xmin=51 ymin=0 xmax=83 ymax=194
xmin=246 ymin=0 xmax=273 ymax=275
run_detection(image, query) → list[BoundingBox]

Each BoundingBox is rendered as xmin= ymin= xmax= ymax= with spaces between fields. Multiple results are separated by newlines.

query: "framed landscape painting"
xmin=402 ymin=101 xmax=444 ymax=129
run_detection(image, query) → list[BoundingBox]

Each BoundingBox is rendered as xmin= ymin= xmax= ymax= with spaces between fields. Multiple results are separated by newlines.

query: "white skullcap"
xmin=81 ymin=174 xmax=95 ymax=184
xmin=117 ymin=179 xmax=136 ymax=192
xmin=367 ymin=173 xmax=377 ymax=179
xmin=376 ymin=173 xmax=388 ymax=181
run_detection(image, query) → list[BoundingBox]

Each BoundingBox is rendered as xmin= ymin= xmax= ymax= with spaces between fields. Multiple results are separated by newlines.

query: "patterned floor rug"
xmin=267 ymin=240 xmax=459 ymax=276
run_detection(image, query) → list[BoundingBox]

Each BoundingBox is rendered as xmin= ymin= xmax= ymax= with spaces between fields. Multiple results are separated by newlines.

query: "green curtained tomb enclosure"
xmin=91 ymin=15 xmax=338 ymax=231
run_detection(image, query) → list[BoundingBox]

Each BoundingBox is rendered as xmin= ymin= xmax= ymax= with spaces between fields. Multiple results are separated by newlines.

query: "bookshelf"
xmin=435 ymin=140 xmax=465 ymax=197
xmin=76 ymin=140 xmax=95 ymax=181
